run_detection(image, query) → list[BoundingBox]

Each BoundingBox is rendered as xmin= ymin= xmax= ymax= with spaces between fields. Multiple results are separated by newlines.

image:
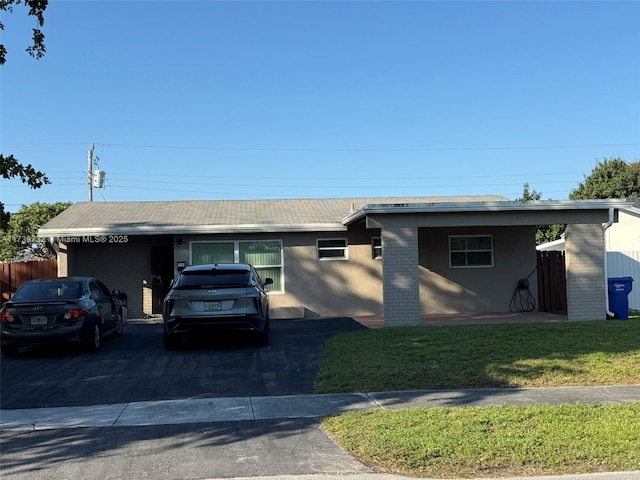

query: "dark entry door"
xmin=150 ymin=245 xmax=174 ymax=314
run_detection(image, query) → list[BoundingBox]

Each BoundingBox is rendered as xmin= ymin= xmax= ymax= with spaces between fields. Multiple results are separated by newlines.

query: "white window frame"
xmin=189 ymin=239 xmax=284 ymax=293
xmin=316 ymin=238 xmax=349 ymax=261
xmin=449 ymin=234 xmax=494 ymax=268
xmin=372 ymin=237 xmax=382 ymax=260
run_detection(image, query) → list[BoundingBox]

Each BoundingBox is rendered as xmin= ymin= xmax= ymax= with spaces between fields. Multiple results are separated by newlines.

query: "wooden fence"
xmin=1 ymin=260 xmax=58 ymax=302
xmin=536 ymin=250 xmax=567 ymax=314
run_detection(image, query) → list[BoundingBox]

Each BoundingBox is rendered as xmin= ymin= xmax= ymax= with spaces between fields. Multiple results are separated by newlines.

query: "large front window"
xmin=191 ymin=240 xmax=283 ymax=292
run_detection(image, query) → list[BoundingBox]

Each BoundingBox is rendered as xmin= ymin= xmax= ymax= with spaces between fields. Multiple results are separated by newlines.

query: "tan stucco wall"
xmin=174 ymin=226 xmax=384 ymax=318
xmin=418 ymin=226 xmax=538 ymax=314
xmin=57 ymin=225 xmax=538 ymax=319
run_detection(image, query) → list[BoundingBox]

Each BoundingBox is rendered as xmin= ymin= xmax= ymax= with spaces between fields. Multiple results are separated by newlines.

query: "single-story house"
xmin=38 ymin=195 xmax=634 ymax=326
xmin=537 ymin=200 xmax=639 ymax=310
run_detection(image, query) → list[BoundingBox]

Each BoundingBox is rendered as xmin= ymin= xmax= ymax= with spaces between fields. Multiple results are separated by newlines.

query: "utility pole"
xmin=88 ymin=144 xmax=94 ymax=202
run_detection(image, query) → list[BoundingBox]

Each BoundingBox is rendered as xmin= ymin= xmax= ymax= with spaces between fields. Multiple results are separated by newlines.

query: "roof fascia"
xmin=342 ymin=199 xmax=633 ymax=225
xmin=39 ymin=223 xmax=347 ymax=237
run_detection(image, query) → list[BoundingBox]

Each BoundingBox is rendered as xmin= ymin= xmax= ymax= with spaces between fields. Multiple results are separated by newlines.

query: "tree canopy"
xmin=570 ymin=158 xmax=640 ymax=200
xmin=1 ymin=2 xmax=50 ymax=230
xmin=516 ymin=183 xmax=565 ymax=244
xmin=0 ymin=201 xmax=71 ymax=261
xmin=0 ymin=0 xmax=48 ymax=65
xmin=0 ymin=154 xmax=50 ymax=231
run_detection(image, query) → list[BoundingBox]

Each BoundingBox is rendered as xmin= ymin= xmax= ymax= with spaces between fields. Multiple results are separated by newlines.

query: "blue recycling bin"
xmin=608 ymin=277 xmax=634 ymax=320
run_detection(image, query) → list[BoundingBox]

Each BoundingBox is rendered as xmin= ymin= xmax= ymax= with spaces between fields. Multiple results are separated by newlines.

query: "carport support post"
xmin=564 ymin=223 xmax=606 ymax=321
xmin=381 ymin=227 xmax=421 ymax=326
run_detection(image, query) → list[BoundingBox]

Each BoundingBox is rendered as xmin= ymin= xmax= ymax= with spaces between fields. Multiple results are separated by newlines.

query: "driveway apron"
xmin=0 ymin=318 xmax=366 ymax=410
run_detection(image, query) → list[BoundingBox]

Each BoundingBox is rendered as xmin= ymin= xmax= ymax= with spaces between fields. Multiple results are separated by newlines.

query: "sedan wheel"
xmin=88 ymin=322 xmax=102 ymax=352
xmin=115 ymin=311 xmax=124 ymax=336
xmin=1 ymin=345 xmax=20 ymax=357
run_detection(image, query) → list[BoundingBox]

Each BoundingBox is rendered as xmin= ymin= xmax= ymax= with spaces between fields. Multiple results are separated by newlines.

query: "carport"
xmin=343 ymin=199 xmax=632 ymax=326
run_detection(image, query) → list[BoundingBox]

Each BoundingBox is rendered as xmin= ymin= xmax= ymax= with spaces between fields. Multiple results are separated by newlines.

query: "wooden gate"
xmin=1 ymin=260 xmax=58 ymax=302
xmin=536 ymin=251 xmax=567 ymax=314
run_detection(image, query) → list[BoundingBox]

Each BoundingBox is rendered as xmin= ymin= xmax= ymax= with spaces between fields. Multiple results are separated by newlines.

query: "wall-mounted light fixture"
xmin=177 ymin=261 xmax=187 ymax=271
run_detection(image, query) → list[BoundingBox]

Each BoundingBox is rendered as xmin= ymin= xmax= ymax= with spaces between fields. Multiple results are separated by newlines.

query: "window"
xmin=372 ymin=237 xmax=382 ymax=259
xmin=190 ymin=240 xmax=283 ymax=292
xmin=317 ymin=238 xmax=348 ymax=260
xmin=449 ymin=235 xmax=493 ymax=268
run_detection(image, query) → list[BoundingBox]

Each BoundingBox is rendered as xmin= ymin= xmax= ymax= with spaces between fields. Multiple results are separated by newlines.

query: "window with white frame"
xmin=449 ymin=235 xmax=493 ymax=268
xmin=317 ymin=238 xmax=348 ymax=260
xmin=372 ymin=237 xmax=382 ymax=259
xmin=190 ymin=240 xmax=283 ymax=292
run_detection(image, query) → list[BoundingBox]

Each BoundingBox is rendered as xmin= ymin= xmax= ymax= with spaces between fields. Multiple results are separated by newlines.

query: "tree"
xmin=0 ymin=154 xmax=50 ymax=231
xmin=1 ymin=1 xmax=50 ymax=227
xmin=0 ymin=0 xmax=48 ymax=65
xmin=517 ymin=183 xmax=542 ymax=202
xmin=570 ymin=158 xmax=640 ymax=200
xmin=0 ymin=201 xmax=71 ymax=261
xmin=516 ymin=183 xmax=565 ymax=244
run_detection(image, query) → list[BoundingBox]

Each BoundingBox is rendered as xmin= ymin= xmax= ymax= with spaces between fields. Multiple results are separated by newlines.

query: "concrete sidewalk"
xmin=2 ymin=385 xmax=639 ymax=431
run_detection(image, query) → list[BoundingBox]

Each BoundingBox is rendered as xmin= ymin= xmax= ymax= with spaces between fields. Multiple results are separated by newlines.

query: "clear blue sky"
xmin=2 ymin=0 xmax=639 ymax=213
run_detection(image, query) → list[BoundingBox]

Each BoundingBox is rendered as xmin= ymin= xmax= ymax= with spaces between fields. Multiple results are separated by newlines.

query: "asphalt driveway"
xmin=0 ymin=317 xmax=366 ymax=410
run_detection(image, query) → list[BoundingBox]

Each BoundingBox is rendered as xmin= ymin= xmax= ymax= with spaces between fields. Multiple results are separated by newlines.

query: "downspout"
xmin=603 ymin=208 xmax=615 ymax=318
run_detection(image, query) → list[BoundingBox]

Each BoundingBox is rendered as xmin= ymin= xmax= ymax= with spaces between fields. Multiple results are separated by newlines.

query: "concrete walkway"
xmin=2 ymin=385 xmax=639 ymax=431
xmin=353 ymin=311 xmax=569 ymax=328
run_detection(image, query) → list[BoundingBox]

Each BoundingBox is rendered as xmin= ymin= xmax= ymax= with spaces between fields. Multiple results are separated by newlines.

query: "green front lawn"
xmin=315 ymin=320 xmax=640 ymax=393
xmin=316 ymin=319 xmax=640 ymax=478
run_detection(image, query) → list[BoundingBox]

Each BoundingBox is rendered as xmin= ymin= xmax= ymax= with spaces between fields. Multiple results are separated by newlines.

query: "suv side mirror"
xmin=264 ymin=278 xmax=274 ymax=286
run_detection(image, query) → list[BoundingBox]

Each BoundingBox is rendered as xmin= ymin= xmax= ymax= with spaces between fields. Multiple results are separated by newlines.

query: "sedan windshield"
xmin=12 ymin=282 xmax=82 ymax=302
xmin=174 ymin=271 xmax=251 ymax=289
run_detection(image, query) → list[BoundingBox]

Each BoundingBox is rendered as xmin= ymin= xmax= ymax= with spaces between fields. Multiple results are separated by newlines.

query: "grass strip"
xmin=321 ymin=403 xmax=640 ymax=478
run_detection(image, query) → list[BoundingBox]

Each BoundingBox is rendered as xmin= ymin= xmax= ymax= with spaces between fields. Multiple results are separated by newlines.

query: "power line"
xmin=3 ymin=141 xmax=639 ymax=153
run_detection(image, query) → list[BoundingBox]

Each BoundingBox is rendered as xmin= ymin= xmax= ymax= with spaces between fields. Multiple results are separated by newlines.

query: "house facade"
xmin=39 ymin=196 xmax=634 ymax=325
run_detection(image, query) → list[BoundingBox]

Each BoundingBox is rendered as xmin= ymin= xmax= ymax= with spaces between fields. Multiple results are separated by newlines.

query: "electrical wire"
xmin=509 ymin=265 xmax=538 ymax=312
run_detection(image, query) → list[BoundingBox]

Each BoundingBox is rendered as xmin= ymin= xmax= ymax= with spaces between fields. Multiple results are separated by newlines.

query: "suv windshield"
xmin=174 ymin=271 xmax=251 ymax=289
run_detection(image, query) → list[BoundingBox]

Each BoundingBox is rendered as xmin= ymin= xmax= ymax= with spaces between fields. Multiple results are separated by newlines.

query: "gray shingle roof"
xmin=39 ymin=195 xmax=508 ymax=236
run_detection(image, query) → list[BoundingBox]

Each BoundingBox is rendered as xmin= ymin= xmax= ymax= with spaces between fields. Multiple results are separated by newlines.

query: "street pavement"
xmin=2 ymin=385 xmax=640 ymax=480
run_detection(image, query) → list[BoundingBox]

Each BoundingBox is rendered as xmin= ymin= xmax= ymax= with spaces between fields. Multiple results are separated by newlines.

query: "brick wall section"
xmin=565 ymin=224 xmax=606 ymax=321
xmin=382 ymin=227 xmax=421 ymax=326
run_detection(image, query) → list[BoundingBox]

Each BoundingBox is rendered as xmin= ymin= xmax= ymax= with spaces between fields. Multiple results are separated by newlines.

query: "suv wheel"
xmin=255 ymin=318 xmax=270 ymax=347
xmin=163 ymin=331 xmax=180 ymax=350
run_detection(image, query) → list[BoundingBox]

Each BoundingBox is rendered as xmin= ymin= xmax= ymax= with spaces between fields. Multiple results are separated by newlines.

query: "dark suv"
xmin=162 ymin=263 xmax=273 ymax=349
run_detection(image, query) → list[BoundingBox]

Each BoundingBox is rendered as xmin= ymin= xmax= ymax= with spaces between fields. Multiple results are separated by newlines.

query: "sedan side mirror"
xmin=264 ymin=278 xmax=274 ymax=286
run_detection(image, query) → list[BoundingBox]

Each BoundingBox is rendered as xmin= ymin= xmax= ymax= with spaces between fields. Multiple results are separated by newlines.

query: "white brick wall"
xmin=565 ymin=224 xmax=606 ymax=321
xmin=382 ymin=227 xmax=421 ymax=326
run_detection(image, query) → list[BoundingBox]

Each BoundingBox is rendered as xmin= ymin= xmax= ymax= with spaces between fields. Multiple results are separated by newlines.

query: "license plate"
xmin=204 ymin=301 xmax=222 ymax=311
xmin=31 ymin=315 xmax=48 ymax=326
